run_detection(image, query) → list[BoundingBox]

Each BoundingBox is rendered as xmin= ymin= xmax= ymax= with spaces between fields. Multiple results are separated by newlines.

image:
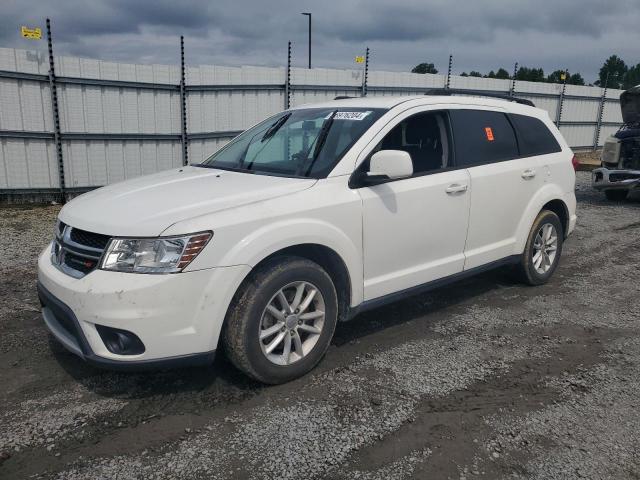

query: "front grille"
xmin=70 ymin=228 xmax=111 ymax=250
xmin=63 ymin=251 xmax=98 ymax=275
xmin=610 ymin=172 xmax=640 ymax=182
xmin=53 ymin=224 xmax=111 ymax=278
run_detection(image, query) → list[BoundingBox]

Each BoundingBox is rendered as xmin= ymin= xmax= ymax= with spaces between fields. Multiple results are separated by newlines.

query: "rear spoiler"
xmin=424 ymin=88 xmax=535 ymax=107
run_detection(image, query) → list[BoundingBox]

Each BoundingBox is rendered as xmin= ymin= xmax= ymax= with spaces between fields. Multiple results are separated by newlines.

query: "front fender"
xmin=214 ymin=218 xmax=363 ymax=306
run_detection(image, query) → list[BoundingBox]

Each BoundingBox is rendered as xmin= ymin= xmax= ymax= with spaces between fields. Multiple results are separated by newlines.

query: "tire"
xmin=222 ymin=256 xmax=338 ymax=384
xmin=516 ymin=210 xmax=563 ymax=286
xmin=604 ymin=189 xmax=629 ymax=202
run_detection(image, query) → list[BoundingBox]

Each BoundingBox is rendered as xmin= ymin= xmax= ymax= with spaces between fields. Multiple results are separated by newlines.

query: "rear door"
xmin=449 ymin=108 xmax=545 ymax=270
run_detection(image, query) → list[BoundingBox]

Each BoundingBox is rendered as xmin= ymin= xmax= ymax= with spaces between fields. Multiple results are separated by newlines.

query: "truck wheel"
xmin=516 ymin=210 xmax=563 ymax=286
xmin=222 ymin=256 xmax=338 ymax=384
xmin=604 ymin=189 xmax=629 ymax=201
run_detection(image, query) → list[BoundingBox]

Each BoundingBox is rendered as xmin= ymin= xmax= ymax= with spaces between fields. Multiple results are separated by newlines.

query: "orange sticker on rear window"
xmin=485 ymin=127 xmax=495 ymax=141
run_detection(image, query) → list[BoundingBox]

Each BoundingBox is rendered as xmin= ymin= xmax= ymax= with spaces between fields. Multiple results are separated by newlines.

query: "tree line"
xmin=411 ymin=55 xmax=640 ymax=89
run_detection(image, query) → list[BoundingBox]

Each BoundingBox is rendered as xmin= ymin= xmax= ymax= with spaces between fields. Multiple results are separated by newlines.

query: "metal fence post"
xmin=593 ymin=73 xmax=609 ymax=150
xmin=361 ymin=47 xmax=370 ymax=96
xmin=179 ymin=36 xmax=188 ymax=166
xmin=509 ymin=62 xmax=518 ymax=97
xmin=555 ymin=69 xmax=568 ymax=127
xmin=46 ymin=18 xmax=65 ymax=203
xmin=285 ymin=41 xmax=292 ymax=109
xmin=445 ymin=54 xmax=452 ymax=89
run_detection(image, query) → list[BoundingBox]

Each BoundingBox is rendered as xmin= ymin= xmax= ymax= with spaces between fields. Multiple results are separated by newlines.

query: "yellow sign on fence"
xmin=355 ymin=56 xmax=365 ymax=64
xmin=21 ymin=26 xmax=42 ymax=40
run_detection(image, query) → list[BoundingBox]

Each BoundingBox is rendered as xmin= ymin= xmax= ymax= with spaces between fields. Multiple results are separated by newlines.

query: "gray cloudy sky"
xmin=2 ymin=0 xmax=639 ymax=83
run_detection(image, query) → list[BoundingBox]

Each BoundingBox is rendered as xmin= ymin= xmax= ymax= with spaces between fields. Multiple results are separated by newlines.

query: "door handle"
xmin=521 ymin=169 xmax=536 ymax=179
xmin=445 ymin=183 xmax=468 ymax=194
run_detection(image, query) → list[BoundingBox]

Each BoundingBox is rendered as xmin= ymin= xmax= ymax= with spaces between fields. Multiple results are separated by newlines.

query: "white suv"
xmin=38 ymin=93 xmax=577 ymax=384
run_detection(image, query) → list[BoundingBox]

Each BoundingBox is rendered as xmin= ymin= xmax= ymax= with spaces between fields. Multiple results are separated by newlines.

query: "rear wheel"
xmin=516 ymin=210 xmax=563 ymax=286
xmin=604 ymin=189 xmax=629 ymax=202
xmin=222 ymin=256 xmax=338 ymax=384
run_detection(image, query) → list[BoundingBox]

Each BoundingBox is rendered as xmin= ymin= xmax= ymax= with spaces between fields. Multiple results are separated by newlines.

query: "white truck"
xmin=593 ymin=85 xmax=640 ymax=200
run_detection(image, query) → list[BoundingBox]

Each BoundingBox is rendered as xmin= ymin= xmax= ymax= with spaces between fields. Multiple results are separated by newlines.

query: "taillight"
xmin=571 ymin=155 xmax=579 ymax=171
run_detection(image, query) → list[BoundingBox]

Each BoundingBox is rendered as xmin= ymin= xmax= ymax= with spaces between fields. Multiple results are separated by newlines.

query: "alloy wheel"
xmin=258 ymin=281 xmax=325 ymax=366
xmin=532 ymin=223 xmax=558 ymax=274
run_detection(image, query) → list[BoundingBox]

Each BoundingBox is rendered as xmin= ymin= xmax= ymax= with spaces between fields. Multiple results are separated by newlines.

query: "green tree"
xmin=411 ymin=63 xmax=438 ymax=74
xmin=623 ymin=64 xmax=640 ymax=89
xmin=547 ymin=70 xmax=586 ymax=85
xmin=597 ymin=55 xmax=627 ymax=88
xmin=568 ymin=73 xmax=585 ymax=86
xmin=460 ymin=72 xmax=469 ymax=77
xmin=547 ymin=69 xmax=567 ymax=83
xmin=469 ymin=71 xmax=483 ymax=77
xmin=495 ymin=68 xmax=510 ymax=79
xmin=516 ymin=66 xmax=545 ymax=82
xmin=486 ymin=70 xmax=496 ymax=78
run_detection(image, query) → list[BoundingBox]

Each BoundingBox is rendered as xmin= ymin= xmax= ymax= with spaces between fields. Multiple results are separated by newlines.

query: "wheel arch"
xmin=514 ymin=185 xmax=571 ymax=254
xmin=252 ymin=244 xmax=353 ymax=322
xmin=225 ymin=242 xmax=356 ymax=327
xmin=541 ymin=198 xmax=569 ymax=238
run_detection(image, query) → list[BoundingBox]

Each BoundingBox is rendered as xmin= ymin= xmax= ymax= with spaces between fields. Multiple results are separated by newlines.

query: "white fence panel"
xmin=0 ymin=47 xmax=630 ymax=194
xmin=558 ymin=125 xmax=596 ymax=148
xmin=0 ymin=138 xmax=58 ymax=188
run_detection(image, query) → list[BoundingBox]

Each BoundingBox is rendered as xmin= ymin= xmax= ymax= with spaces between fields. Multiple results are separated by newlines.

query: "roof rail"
xmin=424 ymin=88 xmax=535 ymax=107
xmin=334 ymin=96 xmax=358 ymax=100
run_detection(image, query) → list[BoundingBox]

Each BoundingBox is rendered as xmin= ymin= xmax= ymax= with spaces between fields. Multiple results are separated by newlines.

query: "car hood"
xmin=59 ymin=167 xmax=316 ymax=236
xmin=621 ymin=85 xmax=640 ymax=124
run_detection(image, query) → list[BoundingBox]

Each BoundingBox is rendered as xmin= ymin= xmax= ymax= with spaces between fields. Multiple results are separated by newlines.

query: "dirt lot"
xmin=1 ymin=171 xmax=639 ymax=480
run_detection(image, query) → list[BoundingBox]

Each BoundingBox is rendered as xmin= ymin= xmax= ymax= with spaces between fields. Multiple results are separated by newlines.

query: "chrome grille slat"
xmin=52 ymin=224 xmax=111 ymax=278
xmin=59 ymin=245 xmax=102 ymax=260
xmin=62 ymin=228 xmax=104 ymax=254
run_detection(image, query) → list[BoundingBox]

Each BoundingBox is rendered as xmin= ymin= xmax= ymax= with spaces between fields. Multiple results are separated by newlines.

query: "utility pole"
xmin=301 ymin=13 xmax=311 ymax=69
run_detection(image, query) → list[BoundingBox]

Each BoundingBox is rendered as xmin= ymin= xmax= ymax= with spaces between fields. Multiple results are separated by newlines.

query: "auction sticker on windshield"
xmin=331 ymin=111 xmax=372 ymax=120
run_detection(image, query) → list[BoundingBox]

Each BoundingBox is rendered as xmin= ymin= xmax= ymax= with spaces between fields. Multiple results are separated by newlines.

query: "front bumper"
xmin=38 ymin=282 xmax=215 ymax=370
xmin=37 ymin=245 xmax=251 ymax=369
xmin=592 ymin=167 xmax=640 ymax=191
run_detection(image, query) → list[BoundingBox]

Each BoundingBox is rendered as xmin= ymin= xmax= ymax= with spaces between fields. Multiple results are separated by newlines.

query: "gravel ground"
xmin=1 ymin=172 xmax=640 ymax=479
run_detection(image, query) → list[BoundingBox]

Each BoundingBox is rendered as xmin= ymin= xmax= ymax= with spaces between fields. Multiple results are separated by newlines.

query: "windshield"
xmin=198 ymin=108 xmax=385 ymax=178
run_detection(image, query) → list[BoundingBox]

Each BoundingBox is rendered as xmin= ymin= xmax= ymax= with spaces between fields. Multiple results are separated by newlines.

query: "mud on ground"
xmin=1 ymin=172 xmax=639 ymax=479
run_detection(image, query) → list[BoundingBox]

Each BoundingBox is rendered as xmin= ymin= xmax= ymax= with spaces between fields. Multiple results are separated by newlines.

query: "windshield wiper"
xmin=303 ymin=110 xmax=337 ymax=176
xmin=237 ymin=114 xmax=291 ymax=169
xmin=261 ymin=113 xmax=291 ymax=143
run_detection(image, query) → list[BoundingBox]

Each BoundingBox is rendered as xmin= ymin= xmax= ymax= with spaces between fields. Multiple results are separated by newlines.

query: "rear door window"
xmin=509 ymin=113 xmax=562 ymax=156
xmin=449 ymin=109 xmax=519 ymax=166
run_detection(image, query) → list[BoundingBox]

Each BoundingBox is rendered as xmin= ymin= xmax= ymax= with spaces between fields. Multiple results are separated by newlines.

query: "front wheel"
xmin=222 ymin=256 xmax=338 ymax=384
xmin=516 ymin=210 xmax=563 ymax=286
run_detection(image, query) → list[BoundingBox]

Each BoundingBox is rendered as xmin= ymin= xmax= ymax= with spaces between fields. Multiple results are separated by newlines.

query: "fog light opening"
xmin=96 ymin=325 xmax=145 ymax=355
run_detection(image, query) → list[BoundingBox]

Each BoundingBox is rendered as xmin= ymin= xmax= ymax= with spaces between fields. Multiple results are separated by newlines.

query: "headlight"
xmin=100 ymin=232 xmax=212 ymax=274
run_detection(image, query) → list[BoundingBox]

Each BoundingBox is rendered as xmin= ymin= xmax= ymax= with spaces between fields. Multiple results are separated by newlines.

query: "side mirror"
xmin=369 ymin=150 xmax=413 ymax=180
xmin=349 ymin=150 xmax=414 ymax=188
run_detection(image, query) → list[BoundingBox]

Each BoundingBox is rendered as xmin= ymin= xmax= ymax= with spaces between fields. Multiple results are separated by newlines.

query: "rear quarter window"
xmin=509 ymin=113 xmax=562 ymax=156
xmin=449 ymin=110 xmax=519 ymax=166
